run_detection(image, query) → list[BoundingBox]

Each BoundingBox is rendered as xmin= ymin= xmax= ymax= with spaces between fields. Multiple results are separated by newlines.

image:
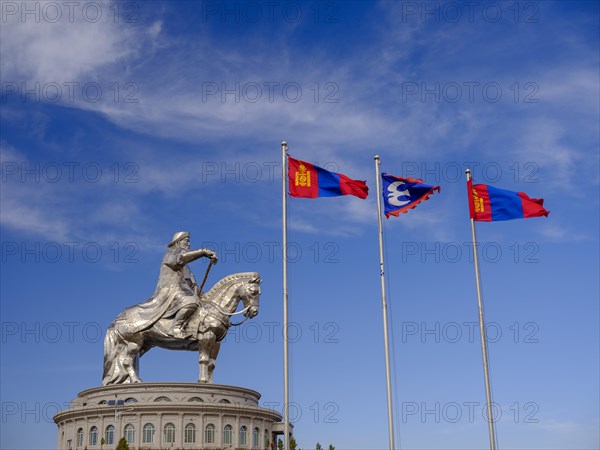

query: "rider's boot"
xmin=169 ymin=305 xmax=195 ymax=339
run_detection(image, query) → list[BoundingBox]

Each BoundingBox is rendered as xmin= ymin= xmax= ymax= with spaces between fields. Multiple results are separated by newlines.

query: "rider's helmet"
xmin=167 ymin=231 xmax=190 ymax=247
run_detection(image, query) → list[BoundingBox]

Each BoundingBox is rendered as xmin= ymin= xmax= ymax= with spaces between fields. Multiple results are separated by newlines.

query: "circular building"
xmin=54 ymin=383 xmax=284 ymax=449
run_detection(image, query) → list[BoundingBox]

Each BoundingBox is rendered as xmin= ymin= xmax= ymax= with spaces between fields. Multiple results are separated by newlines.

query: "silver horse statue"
xmin=102 ymin=271 xmax=261 ymax=385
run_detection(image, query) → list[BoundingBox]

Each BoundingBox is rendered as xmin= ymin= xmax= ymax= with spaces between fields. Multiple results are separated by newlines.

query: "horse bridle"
xmin=208 ymin=284 xmax=259 ymax=327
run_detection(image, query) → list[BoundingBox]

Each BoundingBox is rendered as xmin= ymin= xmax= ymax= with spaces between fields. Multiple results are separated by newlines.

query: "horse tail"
xmin=102 ymin=324 xmax=131 ymax=385
xmin=102 ymin=325 xmax=115 ymax=384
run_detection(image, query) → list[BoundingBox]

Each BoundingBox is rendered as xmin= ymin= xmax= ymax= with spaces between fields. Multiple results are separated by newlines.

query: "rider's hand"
xmin=207 ymin=251 xmax=218 ymax=264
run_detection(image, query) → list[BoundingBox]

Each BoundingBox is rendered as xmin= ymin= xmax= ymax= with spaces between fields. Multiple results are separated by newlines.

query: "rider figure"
xmin=156 ymin=232 xmax=218 ymax=339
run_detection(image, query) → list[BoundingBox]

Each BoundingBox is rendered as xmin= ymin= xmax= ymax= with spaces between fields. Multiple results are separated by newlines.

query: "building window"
xmin=89 ymin=426 xmax=98 ymax=446
xmin=239 ymin=426 xmax=247 ymax=445
xmin=105 ymin=425 xmax=115 ymax=445
xmin=76 ymin=428 xmax=84 ymax=447
xmin=154 ymin=396 xmax=171 ymax=402
xmin=253 ymin=427 xmax=260 ymax=446
xmin=223 ymin=424 xmax=233 ymax=445
xmin=188 ymin=396 xmax=204 ymax=402
xmin=204 ymin=423 xmax=215 ymax=443
xmin=219 ymin=399 xmax=231 ymax=404
xmin=143 ymin=423 xmax=155 ymax=443
xmin=264 ymin=429 xmax=269 ymax=449
xmin=164 ymin=423 xmax=175 ymax=444
xmin=124 ymin=424 xmax=135 ymax=444
xmin=184 ymin=423 xmax=196 ymax=443
xmin=124 ymin=397 xmax=138 ymax=404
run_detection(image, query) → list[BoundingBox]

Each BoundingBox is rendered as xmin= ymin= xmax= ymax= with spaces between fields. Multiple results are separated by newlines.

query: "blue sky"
xmin=1 ymin=1 xmax=598 ymax=449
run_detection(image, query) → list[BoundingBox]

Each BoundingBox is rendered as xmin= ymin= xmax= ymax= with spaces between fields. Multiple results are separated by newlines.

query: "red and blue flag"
xmin=382 ymin=173 xmax=440 ymax=218
xmin=288 ymin=156 xmax=368 ymax=199
xmin=467 ymin=180 xmax=549 ymax=222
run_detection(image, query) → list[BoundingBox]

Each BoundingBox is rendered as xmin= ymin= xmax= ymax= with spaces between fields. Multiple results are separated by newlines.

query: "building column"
xmin=99 ymin=416 xmax=104 ymax=448
xmin=235 ymin=416 xmax=241 ymax=448
xmin=136 ymin=413 xmax=142 ymax=448
xmin=218 ymin=413 xmax=223 ymax=448
xmin=158 ymin=413 xmax=164 ymax=448
xmin=199 ymin=413 xmax=204 ymax=447
xmin=177 ymin=413 xmax=184 ymax=448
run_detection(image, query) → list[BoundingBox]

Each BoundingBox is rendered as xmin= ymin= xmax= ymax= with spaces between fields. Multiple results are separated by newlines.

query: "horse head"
xmin=202 ymin=272 xmax=261 ymax=319
xmin=239 ymin=273 xmax=261 ymax=319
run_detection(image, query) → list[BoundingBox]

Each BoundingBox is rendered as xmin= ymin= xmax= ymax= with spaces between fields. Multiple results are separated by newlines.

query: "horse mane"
xmin=202 ymin=272 xmax=260 ymax=303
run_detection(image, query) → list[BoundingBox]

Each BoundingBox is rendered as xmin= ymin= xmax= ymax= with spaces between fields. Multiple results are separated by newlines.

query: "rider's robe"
xmin=117 ymin=246 xmax=201 ymax=336
xmin=102 ymin=247 xmax=204 ymax=384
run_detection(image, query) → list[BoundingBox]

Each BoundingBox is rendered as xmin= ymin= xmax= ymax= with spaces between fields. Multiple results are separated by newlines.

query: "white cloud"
xmin=540 ymin=223 xmax=594 ymax=243
xmin=0 ymin=3 xmax=153 ymax=83
xmin=0 ymin=141 xmax=25 ymax=163
xmin=0 ymin=196 xmax=70 ymax=240
xmin=0 ymin=142 xmax=70 ymax=239
xmin=2 ymin=2 xmax=597 ymax=241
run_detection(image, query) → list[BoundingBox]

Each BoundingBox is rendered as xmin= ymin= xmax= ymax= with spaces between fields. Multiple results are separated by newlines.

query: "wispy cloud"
xmin=0 ymin=142 xmax=71 ymax=239
xmin=1 ymin=3 xmax=161 ymax=83
xmin=540 ymin=223 xmax=595 ymax=243
xmin=2 ymin=2 xmax=597 ymax=243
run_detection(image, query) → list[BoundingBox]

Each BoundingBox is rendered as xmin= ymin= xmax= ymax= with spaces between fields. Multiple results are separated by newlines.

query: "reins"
xmin=199 ymin=272 xmax=259 ymax=327
xmin=206 ymin=299 xmax=255 ymax=327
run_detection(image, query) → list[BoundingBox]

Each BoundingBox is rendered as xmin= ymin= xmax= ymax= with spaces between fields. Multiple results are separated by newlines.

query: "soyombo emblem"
xmin=288 ymin=155 xmax=368 ymax=199
xmin=295 ymin=163 xmax=311 ymax=187
xmin=467 ymin=180 xmax=549 ymax=222
xmin=472 ymin=188 xmax=485 ymax=213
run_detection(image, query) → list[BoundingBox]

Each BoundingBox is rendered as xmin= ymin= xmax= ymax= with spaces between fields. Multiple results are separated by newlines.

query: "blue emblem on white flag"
xmin=381 ymin=173 xmax=440 ymax=218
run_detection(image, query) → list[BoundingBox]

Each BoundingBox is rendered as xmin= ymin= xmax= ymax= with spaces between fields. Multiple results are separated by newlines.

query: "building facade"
xmin=54 ymin=383 xmax=284 ymax=450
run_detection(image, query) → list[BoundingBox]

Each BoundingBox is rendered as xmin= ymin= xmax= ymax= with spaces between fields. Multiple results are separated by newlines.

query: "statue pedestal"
xmin=54 ymin=383 xmax=284 ymax=449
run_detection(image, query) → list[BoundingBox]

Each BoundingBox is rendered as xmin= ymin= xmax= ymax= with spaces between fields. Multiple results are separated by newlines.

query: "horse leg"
xmin=123 ymin=339 xmax=143 ymax=383
xmin=197 ymin=333 xmax=215 ymax=383
xmin=208 ymin=341 xmax=221 ymax=383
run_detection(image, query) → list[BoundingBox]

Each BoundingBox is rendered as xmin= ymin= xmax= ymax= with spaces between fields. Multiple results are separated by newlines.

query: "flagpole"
xmin=282 ymin=140 xmax=290 ymax=450
xmin=465 ymin=168 xmax=497 ymax=450
xmin=374 ymin=155 xmax=395 ymax=450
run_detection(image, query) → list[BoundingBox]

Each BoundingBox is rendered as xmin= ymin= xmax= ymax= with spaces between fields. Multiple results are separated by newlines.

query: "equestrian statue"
xmin=102 ymin=232 xmax=261 ymax=385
